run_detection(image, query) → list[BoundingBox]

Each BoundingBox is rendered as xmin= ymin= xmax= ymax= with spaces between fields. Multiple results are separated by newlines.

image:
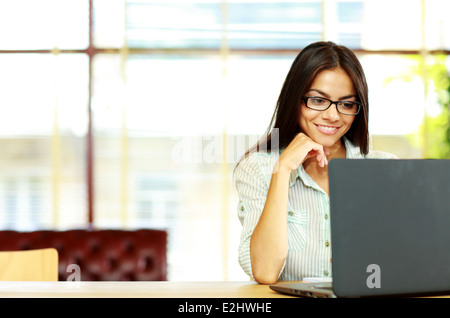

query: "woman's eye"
xmin=311 ymin=98 xmax=326 ymax=104
xmin=340 ymin=102 xmax=356 ymax=108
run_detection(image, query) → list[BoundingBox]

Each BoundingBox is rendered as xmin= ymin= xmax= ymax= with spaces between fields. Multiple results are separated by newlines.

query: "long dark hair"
xmin=238 ymin=41 xmax=369 ymax=165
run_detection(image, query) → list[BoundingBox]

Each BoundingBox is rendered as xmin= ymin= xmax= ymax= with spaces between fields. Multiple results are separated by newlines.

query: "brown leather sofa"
xmin=0 ymin=229 xmax=167 ymax=281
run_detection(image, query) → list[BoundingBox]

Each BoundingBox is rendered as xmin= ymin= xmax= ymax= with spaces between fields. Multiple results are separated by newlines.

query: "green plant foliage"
xmin=406 ymin=55 xmax=450 ymax=159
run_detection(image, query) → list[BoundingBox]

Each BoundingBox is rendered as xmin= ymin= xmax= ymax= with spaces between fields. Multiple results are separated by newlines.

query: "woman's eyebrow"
xmin=307 ymin=89 xmax=356 ymax=100
xmin=339 ymin=94 xmax=357 ymax=100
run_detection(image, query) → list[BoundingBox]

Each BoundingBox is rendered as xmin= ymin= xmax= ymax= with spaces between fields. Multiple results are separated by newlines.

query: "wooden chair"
xmin=0 ymin=248 xmax=58 ymax=281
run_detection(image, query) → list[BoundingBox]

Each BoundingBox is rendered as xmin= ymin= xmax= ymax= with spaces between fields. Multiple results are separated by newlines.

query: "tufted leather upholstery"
xmin=0 ymin=229 xmax=167 ymax=281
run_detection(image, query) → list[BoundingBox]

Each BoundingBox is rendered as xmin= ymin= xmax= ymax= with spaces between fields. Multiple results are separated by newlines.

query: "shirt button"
xmin=325 ymin=241 xmax=330 ymax=247
xmin=324 ymin=214 xmax=329 ymax=220
xmin=323 ymin=270 xmax=329 ymax=276
xmin=240 ymin=205 xmax=245 ymax=212
xmin=288 ymin=211 xmax=294 ymax=216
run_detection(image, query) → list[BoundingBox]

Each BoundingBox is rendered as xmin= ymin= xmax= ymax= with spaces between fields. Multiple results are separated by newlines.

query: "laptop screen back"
xmin=329 ymin=159 xmax=450 ymax=297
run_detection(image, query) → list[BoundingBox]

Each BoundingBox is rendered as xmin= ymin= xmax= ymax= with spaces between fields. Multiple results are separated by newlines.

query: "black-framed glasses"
xmin=302 ymin=96 xmax=361 ymax=116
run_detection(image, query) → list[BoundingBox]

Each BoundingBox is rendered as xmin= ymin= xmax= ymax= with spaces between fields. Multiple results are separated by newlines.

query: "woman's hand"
xmin=277 ymin=133 xmax=329 ymax=172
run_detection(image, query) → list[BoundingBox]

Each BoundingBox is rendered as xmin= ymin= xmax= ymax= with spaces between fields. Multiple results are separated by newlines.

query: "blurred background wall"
xmin=0 ymin=0 xmax=449 ymax=281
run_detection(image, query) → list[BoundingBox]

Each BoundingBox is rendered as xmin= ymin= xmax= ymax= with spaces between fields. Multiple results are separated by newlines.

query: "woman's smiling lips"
xmin=315 ymin=124 xmax=340 ymax=135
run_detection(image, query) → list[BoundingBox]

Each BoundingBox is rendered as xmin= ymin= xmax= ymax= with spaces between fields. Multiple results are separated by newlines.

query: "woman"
xmin=233 ymin=41 xmax=396 ymax=284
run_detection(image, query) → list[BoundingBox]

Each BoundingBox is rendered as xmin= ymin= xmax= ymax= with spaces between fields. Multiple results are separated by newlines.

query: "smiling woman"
xmin=234 ymin=41 xmax=397 ymax=284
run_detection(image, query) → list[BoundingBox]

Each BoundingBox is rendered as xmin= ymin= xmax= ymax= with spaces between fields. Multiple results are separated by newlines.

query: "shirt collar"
xmin=288 ymin=137 xmax=363 ymax=187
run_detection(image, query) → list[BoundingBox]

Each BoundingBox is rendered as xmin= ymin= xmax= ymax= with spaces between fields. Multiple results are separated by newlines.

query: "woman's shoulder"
xmin=237 ymin=150 xmax=280 ymax=168
xmin=344 ymin=137 xmax=398 ymax=159
xmin=365 ymin=149 xmax=399 ymax=159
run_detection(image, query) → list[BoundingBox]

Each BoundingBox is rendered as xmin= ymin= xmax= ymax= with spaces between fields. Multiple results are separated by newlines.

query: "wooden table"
xmin=0 ymin=281 xmax=301 ymax=316
xmin=0 ymin=281 xmax=296 ymax=298
xmin=0 ymin=281 xmax=446 ymax=317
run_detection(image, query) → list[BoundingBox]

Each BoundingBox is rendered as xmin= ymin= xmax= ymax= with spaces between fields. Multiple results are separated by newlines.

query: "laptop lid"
xmin=329 ymin=159 xmax=450 ymax=297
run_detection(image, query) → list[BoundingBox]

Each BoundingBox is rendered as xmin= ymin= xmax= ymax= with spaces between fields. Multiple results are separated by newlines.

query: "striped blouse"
xmin=233 ymin=138 xmax=397 ymax=281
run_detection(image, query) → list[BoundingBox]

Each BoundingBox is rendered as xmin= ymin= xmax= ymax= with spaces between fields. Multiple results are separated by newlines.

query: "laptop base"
xmin=270 ymin=282 xmax=336 ymax=298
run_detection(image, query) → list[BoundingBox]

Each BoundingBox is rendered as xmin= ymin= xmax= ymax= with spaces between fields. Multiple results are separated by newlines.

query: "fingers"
xmin=279 ymin=133 xmax=329 ymax=171
xmin=316 ymin=152 xmax=328 ymax=168
xmin=305 ymin=142 xmax=328 ymax=168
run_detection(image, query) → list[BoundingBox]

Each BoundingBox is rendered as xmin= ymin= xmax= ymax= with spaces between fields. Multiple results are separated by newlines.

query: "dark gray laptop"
xmin=270 ymin=159 xmax=450 ymax=298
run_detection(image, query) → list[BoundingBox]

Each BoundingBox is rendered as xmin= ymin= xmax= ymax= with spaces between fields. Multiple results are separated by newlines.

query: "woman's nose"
xmin=322 ymin=103 xmax=341 ymax=121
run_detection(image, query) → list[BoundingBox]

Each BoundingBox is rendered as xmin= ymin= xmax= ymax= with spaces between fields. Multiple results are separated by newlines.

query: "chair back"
xmin=0 ymin=229 xmax=167 ymax=281
xmin=0 ymin=248 xmax=58 ymax=281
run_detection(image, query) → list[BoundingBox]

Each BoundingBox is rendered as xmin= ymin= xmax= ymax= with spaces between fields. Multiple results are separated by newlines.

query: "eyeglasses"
xmin=302 ymin=96 xmax=361 ymax=116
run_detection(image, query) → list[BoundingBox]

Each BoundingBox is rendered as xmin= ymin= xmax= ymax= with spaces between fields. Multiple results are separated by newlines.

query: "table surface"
xmin=0 ymin=281 xmax=297 ymax=298
xmin=1 ymin=281 xmax=449 ymax=298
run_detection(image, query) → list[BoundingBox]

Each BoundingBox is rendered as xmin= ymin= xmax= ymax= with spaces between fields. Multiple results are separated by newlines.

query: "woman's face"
xmin=299 ymin=67 xmax=356 ymax=149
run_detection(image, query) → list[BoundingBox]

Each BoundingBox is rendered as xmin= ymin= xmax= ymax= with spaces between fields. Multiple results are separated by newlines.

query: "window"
xmin=1 ymin=0 xmax=449 ymax=281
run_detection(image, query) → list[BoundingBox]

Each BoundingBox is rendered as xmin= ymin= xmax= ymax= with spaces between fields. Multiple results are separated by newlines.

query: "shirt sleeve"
xmin=233 ymin=153 xmax=272 ymax=280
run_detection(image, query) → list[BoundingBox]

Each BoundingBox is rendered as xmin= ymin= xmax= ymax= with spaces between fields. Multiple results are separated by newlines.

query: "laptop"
xmin=270 ymin=159 xmax=450 ymax=298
